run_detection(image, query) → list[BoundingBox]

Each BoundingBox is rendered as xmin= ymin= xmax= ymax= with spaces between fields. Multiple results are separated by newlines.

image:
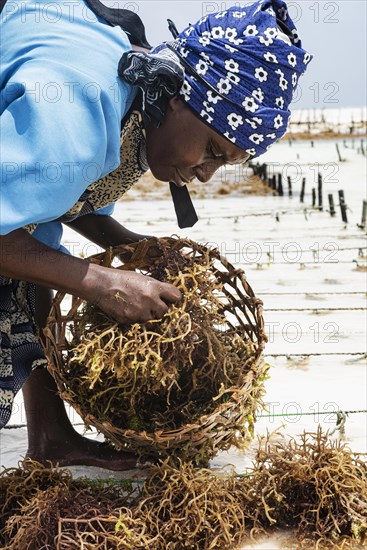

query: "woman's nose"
xmin=195 ymin=160 xmax=223 ymax=183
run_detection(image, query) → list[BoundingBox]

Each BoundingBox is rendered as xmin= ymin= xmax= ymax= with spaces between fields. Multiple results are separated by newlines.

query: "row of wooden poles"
xmin=252 ymin=163 xmax=367 ymax=229
xmin=288 ymin=118 xmax=366 ymax=136
xmin=286 ymin=140 xmax=365 ymax=158
xmin=286 ymin=139 xmax=366 ymax=153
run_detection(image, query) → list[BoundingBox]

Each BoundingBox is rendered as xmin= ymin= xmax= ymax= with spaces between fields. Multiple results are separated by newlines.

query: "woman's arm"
xmin=0 ymin=229 xmax=181 ymax=323
xmin=66 ymin=214 xmax=150 ymax=249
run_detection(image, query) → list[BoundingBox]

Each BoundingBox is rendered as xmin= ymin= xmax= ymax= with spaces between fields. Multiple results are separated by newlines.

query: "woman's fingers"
xmin=159 ymin=282 xmax=182 ymax=304
xmin=91 ymin=268 xmax=182 ymax=324
xmin=149 ymin=302 xmax=169 ymax=320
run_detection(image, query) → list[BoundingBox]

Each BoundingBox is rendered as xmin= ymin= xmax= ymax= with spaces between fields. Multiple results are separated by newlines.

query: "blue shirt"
xmin=0 ymin=0 xmax=137 ymax=248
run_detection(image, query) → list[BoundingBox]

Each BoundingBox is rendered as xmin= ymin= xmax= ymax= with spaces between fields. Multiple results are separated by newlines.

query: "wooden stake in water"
xmin=318 ymin=173 xmax=323 ymax=210
xmin=358 ymin=200 xmax=367 ymax=230
xmin=300 ymin=177 xmax=306 ymax=203
xmin=338 ymin=190 xmax=348 ymax=223
xmin=350 ymin=118 xmax=355 ymax=135
xmin=287 ymin=176 xmax=292 ymax=197
xmin=312 ymin=188 xmax=316 ymax=208
xmin=328 ymin=194 xmax=336 ymax=217
xmin=335 ymin=143 xmax=343 ymax=162
xmin=277 ymin=174 xmax=284 ymax=196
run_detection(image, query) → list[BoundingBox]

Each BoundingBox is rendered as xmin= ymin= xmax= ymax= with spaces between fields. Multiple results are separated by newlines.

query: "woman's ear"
xmin=167 ymin=95 xmax=185 ymax=113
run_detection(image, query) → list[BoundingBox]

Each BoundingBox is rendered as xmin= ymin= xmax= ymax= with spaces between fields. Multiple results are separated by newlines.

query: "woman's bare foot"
xmin=22 ymin=366 xmax=138 ymax=471
xmin=25 ymin=432 xmax=137 ymax=470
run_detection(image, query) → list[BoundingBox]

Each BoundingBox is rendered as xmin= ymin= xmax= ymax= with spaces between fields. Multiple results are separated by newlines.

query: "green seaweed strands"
xmin=44 ymin=237 xmax=267 ymax=461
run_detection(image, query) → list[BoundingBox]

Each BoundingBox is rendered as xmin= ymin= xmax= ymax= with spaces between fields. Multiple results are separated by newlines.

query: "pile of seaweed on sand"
xmin=44 ymin=237 xmax=267 ymax=462
xmin=1 ymin=429 xmax=366 ymax=549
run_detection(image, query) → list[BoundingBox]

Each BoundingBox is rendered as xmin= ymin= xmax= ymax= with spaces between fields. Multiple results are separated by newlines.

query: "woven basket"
xmin=44 ymin=237 xmax=268 ymax=461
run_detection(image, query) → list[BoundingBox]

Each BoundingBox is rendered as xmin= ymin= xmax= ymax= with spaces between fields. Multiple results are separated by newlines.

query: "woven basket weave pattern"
xmin=44 ymin=237 xmax=267 ymax=460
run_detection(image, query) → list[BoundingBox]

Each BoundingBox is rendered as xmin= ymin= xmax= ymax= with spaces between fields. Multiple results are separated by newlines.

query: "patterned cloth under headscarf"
xmin=119 ymin=0 xmax=312 ymax=158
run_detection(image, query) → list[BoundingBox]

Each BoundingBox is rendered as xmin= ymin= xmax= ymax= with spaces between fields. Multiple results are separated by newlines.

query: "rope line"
xmin=251 ymin=260 xmax=366 ymax=266
xmin=264 ymin=352 xmax=366 ymax=357
xmin=264 ymin=307 xmax=366 ymax=312
xmin=256 ymin=246 xmax=366 ymax=255
xmin=257 ymin=291 xmax=366 ymax=296
xmin=257 ymin=409 xmax=367 ymax=419
xmin=125 ymin=207 xmax=365 ymax=223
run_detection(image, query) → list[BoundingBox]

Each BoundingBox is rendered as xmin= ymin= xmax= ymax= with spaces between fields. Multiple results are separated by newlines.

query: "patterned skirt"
xmin=0 ymin=277 xmax=47 ymax=428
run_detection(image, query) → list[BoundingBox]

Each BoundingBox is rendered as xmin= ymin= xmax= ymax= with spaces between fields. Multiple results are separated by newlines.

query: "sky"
xmin=111 ymin=0 xmax=367 ymax=110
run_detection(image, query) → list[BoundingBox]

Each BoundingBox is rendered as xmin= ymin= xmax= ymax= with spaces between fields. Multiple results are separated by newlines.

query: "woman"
xmin=0 ymin=0 xmax=312 ymax=469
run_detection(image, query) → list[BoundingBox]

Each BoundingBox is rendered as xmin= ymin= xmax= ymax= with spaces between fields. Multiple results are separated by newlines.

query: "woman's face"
xmin=145 ymin=97 xmax=251 ymax=186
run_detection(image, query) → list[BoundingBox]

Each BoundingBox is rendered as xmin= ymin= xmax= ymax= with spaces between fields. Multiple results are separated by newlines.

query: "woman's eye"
xmin=207 ymin=143 xmax=223 ymax=159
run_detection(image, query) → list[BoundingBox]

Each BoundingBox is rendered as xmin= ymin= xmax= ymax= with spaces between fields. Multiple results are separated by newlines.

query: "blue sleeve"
xmin=94 ymin=204 xmax=115 ymax=216
xmin=0 ymin=62 xmax=128 ymax=235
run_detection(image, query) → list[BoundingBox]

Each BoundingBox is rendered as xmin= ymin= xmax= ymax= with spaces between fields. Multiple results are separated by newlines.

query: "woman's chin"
xmin=149 ymin=165 xmax=172 ymax=183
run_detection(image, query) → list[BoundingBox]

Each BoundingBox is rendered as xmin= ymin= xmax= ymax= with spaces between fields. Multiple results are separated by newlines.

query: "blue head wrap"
xmin=164 ymin=0 xmax=313 ymax=157
xmin=119 ymin=0 xmax=312 ymax=158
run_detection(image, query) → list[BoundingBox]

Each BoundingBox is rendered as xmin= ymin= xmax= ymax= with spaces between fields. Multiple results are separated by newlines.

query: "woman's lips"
xmin=174 ymin=169 xmax=194 ymax=187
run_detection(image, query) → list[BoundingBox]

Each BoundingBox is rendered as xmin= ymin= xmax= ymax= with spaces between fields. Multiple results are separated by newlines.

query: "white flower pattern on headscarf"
xmin=245 ymin=118 xmax=258 ymax=129
xmin=243 ymin=24 xmax=258 ymax=36
xmin=198 ymin=31 xmax=211 ymax=46
xmin=250 ymin=133 xmax=265 ymax=144
xmin=274 ymin=114 xmax=283 ymax=128
xmin=228 ymin=113 xmax=244 ymax=130
xmin=287 ymin=52 xmax=297 ymax=67
xmin=225 ymin=59 xmax=240 ymax=72
xmin=224 ymin=131 xmax=236 ymax=142
xmin=203 ymin=100 xmax=215 ymax=113
xmin=181 ymin=80 xmax=192 ymax=101
xmin=207 ymin=90 xmax=222 ymax=103
xmin=201 ymin=110 xmax=214 ymax=123
xmin=225 ymin=28 xmax=241 ymax=43
xmin=255 ymin=67 xmax=268 ymax=82
xmin=264 ymin=51 xmax=278 ymax=63
xmin=242 ymin=96 xmax=259 ymax=112
xmin=252 ymin=87 xmax=265 ymax=103
xmin=196 ymin=60 xmax=209 ymax=75
xmin=211 ymin=26 xmax=225 ymax=39
xmin=217 ymin=77 xmax=232 ymax=94
xmin=227 ymin=72 xmax=241 ymax=85
xmin=275 ymin=96 xmax=285 ymax=109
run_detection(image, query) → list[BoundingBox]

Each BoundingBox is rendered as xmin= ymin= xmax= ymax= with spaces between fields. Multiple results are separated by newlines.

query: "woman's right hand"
xmin=84 ymin=265 xmax=182 ymax=324
xmin=0 ymin=230 xmax=181 ymax=324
